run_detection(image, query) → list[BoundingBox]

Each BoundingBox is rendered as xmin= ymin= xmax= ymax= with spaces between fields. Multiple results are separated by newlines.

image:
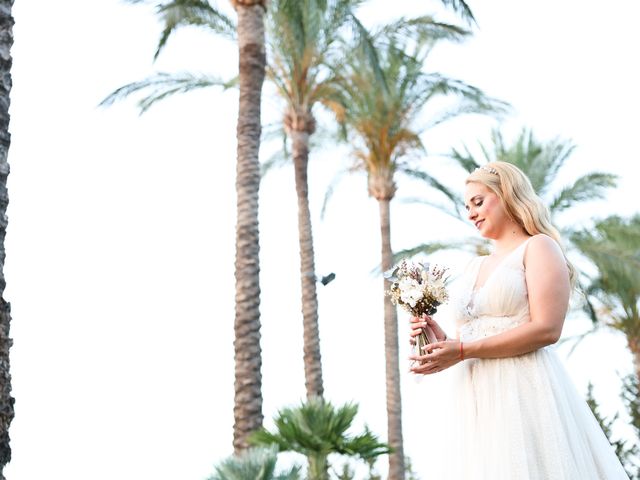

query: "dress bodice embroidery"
xmin=456 ymin=238 xmax=534 ymax=342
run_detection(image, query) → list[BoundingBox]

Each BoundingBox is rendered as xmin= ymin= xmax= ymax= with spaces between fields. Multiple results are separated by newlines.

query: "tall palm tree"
xmin=0 ymin=2 xmax=14 ymax=477
xmin=325 ymin=27 xmax=505 ymax=479
xmin=571 ymin=215 xmax=640 ymax=383
xmin=102 ymin=0 xmax=267 ymax=453
xmin=263 ymin=0 xmax=474 ymax=401
xmin=103 ymin=0 xmax=372 ymax=403
xmin=395 ymin=128 xmax=618 ymax=259
xmin=251 ymin=397 xmax=390 ymax=480
xmin=231 ymin=0 xmax=268 ymax=454
xmin=264 ymin=0 xmax=476 ymax=401
xmin=263 ymin=0 xmax=374 ymax=400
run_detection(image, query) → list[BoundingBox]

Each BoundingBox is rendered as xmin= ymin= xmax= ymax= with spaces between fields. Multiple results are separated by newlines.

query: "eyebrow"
xmin=464 ymin=194 xmax=482 ymax=210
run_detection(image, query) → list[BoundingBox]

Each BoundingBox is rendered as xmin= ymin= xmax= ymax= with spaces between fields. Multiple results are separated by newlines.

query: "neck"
xmin=491 ymin=225 xmax=530 ymax=256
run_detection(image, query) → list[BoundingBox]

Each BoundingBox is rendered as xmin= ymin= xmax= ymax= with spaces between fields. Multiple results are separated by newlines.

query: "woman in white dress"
xmin=409 ymin=161 xmax=629 ymax=479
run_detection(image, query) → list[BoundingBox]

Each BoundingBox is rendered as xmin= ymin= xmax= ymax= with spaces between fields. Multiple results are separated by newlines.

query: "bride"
xmin=409 ymin=162 xmax=628 ymax=479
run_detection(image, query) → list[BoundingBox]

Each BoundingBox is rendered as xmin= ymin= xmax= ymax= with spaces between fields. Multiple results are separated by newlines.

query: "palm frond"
xmin=347 ymin=13 xmax=389 ymax=95
xmin=208 ymin=445 xmax=301 ymax=480
xmin=448 ymin=145 xmax=481 ymax=173
xmin=375 ymin=15 xmax=471 ymax=45
xmin=557 ymin=323 xmax=603 ymax=357
xmin=571 ymin=215 xmax=640 ymax=334
xmin=153 ymin=0 xmax=236 ymax=59
xmin=399 ymin=167 xmax=464 ymax=213
xmin=320 ymin=167 xmax=353 ymax=219
xmin=250 ymin=397 xmax=389 ymax=462
xmin=436 ymin=0 xmax=476 ymax=25
xmin=397 ymin=196 xmax=465 ymax=222
xmin=423 ymin=97 xmax=509 ymax=131
xmin=549 ymin=172 xmax=618 ymax=214
xmin=493 ymin=128 xmax=574 ymax=197
xmin=99 ymin=72 xmax=235 ymax=113
xmin=417 ymin=74 xmax=511 ymax=115
xmin=392 ymin=238 xmax=487 ymax=264
xmin=340 ymin=426 xmax=392 ymax=459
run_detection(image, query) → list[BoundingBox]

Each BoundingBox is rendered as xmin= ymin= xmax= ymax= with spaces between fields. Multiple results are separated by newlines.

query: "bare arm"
xmin=410 ymin=235 xmax=571 ymax=374
xmin=464 ymin=234 xmax=570 ymax=359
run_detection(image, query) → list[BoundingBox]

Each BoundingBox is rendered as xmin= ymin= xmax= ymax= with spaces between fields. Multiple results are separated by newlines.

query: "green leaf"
xmin=208 ymin=445 xmax=301 ymax=480
xmin=99 ymin=72 xmax=235 ymax=113
xmin=549 ymin=172 xmax=618 ymax=214
xmin=153 ymin=0 xmax=236 ymax=59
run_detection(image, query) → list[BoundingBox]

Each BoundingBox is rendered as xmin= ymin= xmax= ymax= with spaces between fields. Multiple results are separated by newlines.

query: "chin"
xmin=479 ymin=228 xmax=497 ymax=240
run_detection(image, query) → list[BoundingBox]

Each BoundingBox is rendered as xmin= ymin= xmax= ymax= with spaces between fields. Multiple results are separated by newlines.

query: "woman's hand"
xmin=409 ymin=315 xmax=447 ymax=345
xmin=409 ymin=340 xmax=462 ymax=375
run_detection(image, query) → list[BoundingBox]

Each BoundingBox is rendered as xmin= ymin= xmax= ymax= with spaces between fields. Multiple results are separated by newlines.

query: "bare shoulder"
xmin=524 ymin=234 xmax=567 ymax=273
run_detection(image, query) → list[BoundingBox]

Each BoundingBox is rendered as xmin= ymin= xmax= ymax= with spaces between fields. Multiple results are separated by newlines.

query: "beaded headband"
xmin=474 ymin=165 xmax=498 ymax=175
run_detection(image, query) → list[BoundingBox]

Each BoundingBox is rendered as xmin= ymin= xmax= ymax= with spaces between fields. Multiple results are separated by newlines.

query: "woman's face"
xmin=464 ymin=182 xmax=511 ymax=239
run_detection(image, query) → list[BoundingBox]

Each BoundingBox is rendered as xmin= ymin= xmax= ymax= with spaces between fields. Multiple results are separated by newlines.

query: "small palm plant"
xmin=208 ymin=444 xmax=302 ymax=480
xmin=250 ymin=397 xmax=390 ymax=480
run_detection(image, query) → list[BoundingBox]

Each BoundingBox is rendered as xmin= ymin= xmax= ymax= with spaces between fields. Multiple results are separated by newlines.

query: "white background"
xmin=5 ymin=1 xmax=640 ymax=479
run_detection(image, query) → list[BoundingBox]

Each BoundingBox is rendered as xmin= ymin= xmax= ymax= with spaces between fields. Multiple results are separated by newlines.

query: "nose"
xmin=467 ymin=207 xmax=477 ymax=221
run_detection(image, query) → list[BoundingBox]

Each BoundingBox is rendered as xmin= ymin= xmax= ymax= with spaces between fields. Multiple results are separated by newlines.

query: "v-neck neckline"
xmin=471 ymin=237 xmax=533 ymax=294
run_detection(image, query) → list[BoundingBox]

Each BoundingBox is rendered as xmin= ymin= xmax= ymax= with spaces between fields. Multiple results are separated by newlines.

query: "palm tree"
xmin=0 ymin=2 xmax=14 ymax=477
xmin=251 ymin=397 xmax=390 ymax=480
xmin=104 ymin=0 xmax=373 ymax=404
xmin=585 ymin=381 xmax=637 ymax=477
xmin=571 ymin=215 xmax=640 ymax=383
xmin=264 ymin=0 xmax=475 ymax=401
xmin=264 ymin=0 xmax=477 ymax=401
xmin=208 ymin=445 xmax=302 ymax=480
xmin=101 ymin=0 xmax=267 ymax=453
xmin=395 ymin=128 xmax=618 ymax=259
xmin=231 ymin=0 xmax=268 ymax=454
xmin=325 ymin=24 xmax=506 ymax=478
xmin=263 ymin=0 xmax=375 ymax=400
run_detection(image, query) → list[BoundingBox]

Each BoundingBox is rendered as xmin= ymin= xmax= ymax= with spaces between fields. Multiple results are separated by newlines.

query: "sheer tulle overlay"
xmin=445 ymin=237 xmax=628 ymax=480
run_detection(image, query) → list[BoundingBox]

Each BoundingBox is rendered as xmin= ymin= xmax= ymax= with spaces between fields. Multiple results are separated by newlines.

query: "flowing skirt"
xmin=447 ymin=346 xmax=629 ymax=479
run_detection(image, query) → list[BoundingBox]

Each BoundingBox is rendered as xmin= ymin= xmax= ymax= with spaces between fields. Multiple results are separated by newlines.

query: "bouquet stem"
xmin=415 ymin=325 xmax=437 ymax=365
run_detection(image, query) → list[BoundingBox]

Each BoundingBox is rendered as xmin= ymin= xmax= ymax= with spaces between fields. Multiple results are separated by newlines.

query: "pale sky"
xmin=5 ymin=1 xmax=640 ymax=479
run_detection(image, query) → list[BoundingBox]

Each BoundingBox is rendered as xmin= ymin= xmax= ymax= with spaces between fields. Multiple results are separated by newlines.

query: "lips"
xmin=475 ymin=220 xmax=484 ymax=229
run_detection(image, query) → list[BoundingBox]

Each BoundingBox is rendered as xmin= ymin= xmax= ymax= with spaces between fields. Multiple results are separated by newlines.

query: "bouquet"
xmin=384 ymin=260 xmax=450 ymax=364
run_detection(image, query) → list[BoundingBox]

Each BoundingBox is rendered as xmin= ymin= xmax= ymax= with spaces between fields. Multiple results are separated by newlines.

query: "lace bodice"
xmin=455 ymin=238 xmax=533 ymax=342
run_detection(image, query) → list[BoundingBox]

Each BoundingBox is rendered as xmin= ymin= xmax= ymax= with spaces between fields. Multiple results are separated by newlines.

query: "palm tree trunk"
xmin=378 ymin=198 xmax=405 ymax=480
xmin=233 ymin=1 xmax=266 ymax=453
xmin=0 ymin=3 xmax=13 ymax=478
xmin=628 ymin=336 xmax=640 ymax=388
xmin=290 ymin=128 xmax=324 ymax=399
xmin=308 ymin=453 xmax=329 ymax=480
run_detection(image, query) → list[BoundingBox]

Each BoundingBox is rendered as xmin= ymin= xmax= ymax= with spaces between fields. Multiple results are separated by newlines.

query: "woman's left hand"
xmin=409 ymin=340 xmax=462 ymax=375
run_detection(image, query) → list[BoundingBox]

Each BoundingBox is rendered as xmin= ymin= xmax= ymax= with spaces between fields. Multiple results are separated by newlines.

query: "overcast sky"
xmin=5 ymin=1 xmax=640 ymax=479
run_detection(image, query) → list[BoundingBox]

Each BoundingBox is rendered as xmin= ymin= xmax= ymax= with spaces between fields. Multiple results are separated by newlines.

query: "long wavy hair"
xmin=466 ymin=161 xmax=576 ymax=285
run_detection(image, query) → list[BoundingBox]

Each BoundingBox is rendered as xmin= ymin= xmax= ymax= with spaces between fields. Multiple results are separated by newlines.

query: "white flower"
xmin=398 ymin=277 xmax=423 ymax=307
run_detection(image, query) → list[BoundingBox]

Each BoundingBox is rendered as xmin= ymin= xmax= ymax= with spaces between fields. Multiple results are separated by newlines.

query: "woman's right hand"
xmin=409 ymin=315 xmax=447 ymax=345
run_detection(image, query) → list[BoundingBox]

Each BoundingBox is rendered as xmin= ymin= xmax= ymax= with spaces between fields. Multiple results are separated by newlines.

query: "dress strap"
xmin=509 ymin=234 xmax=539 ymax=269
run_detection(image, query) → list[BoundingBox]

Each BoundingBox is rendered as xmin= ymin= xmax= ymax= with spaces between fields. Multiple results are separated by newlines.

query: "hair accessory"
xmin=474 ymin=165 xmax=498 ymax=175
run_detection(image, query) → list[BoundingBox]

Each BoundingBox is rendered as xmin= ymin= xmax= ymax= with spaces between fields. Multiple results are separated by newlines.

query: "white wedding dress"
xmin=447 ymin=237 xmax=629 ymax=479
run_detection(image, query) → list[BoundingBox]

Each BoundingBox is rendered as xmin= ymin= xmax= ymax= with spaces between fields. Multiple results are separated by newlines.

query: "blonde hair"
xmin=466 ymin=161 xmax=576 ymax=285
